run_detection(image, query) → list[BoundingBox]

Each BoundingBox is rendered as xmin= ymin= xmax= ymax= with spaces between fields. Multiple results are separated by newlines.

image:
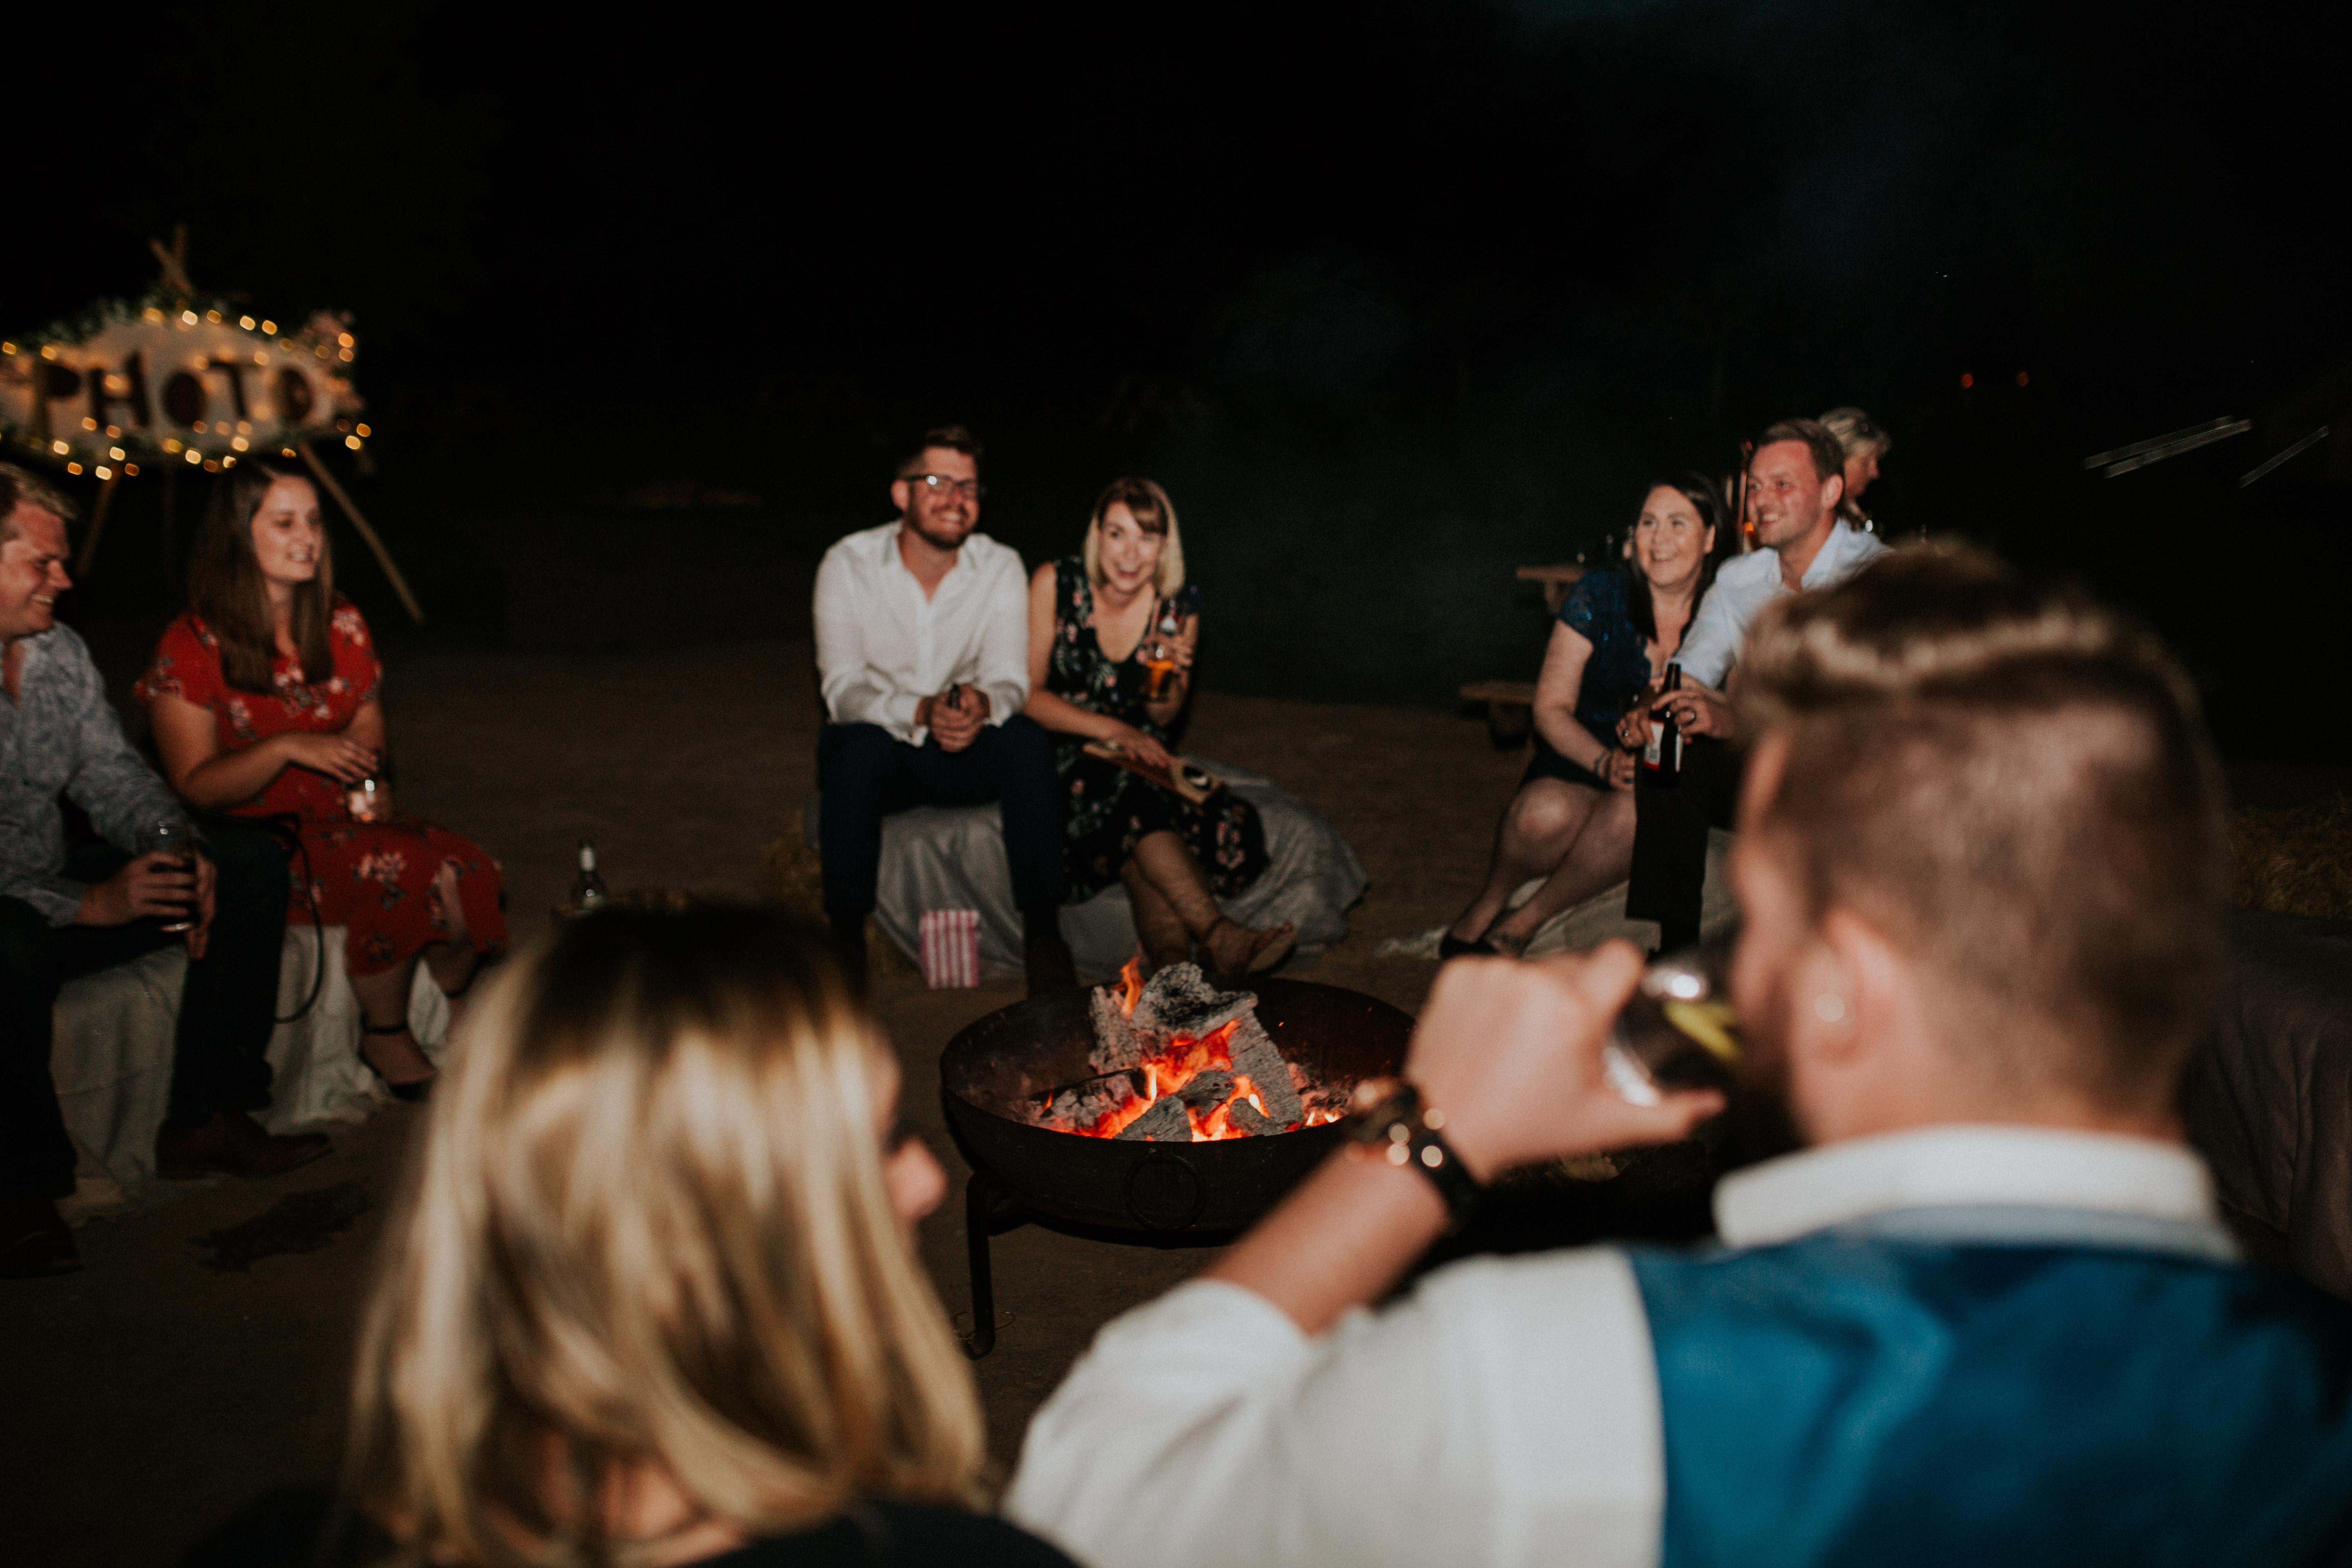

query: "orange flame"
xmin=1116 ymin=955 xmax=1144 ymax=1017
xmin=1081 ymin=1016 xmax=1276 ymax=1142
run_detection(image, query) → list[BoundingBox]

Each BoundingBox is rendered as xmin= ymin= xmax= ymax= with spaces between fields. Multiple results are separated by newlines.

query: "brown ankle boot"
xmin=155 ymin=1112 xmax=331 ymax=1181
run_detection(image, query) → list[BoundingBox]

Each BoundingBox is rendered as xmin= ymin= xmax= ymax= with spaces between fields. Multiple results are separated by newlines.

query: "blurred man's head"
xmin=1746 ymin=419 xmax=1846 ymax=552
xmin=0 ymin=464 xmax=75 ymax=644
xmin=890 ymin=425 xmax=983 ymax=553
xmin=1726 ymin=546 xmax=2224 ymax=1144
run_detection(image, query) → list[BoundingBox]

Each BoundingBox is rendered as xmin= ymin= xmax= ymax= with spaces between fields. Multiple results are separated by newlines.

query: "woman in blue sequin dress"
xmin=1023 ymin=479 xmax=1289 ymax=975
xmin=1442 ymin=475 xmax=1728 ymax=956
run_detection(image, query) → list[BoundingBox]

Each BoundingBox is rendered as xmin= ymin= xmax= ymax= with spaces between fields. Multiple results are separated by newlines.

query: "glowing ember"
xmin=1031 ymin=962 xmax=1350 ymax=1141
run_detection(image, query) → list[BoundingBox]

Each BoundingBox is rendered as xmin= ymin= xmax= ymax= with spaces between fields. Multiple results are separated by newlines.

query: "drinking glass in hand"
xmin=1601 ymin=947 xmax=1740 ymax=1106
xmin=138 ymin=818 xmax=199 ymax=934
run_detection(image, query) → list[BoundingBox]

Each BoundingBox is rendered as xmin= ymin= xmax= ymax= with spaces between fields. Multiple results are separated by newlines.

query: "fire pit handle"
xmin=1124 ymin=1148 xmax=1209 ymax=1231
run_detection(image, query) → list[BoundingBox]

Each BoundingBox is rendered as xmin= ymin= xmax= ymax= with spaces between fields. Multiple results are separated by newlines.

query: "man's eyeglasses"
xmin=905 ymin=473 xmax=984 ymax=500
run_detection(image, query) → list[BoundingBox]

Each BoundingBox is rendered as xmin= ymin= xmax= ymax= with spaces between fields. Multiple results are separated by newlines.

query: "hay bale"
xmin=760 ymin=814 xmax=914 ymax=981
xmin=2230 ymin=794 xmax=2352 ymax=922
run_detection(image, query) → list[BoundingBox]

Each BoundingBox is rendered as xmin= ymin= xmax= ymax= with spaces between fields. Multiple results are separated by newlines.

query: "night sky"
xmin=13 ymin=0 xmax=2348 ymax=749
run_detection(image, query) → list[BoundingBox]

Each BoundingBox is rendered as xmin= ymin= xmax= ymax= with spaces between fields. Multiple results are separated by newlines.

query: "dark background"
xmin=10 ymin=0 xmax=2347 ymax=753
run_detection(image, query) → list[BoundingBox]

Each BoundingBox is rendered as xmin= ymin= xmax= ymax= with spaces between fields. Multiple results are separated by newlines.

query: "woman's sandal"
xmin=360 ymin=1020 xmax=436 ymax=1103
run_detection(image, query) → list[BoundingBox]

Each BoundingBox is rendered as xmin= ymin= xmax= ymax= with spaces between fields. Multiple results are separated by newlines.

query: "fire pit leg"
xmin=963 ymin=1171 xmax=1012 ymax=1359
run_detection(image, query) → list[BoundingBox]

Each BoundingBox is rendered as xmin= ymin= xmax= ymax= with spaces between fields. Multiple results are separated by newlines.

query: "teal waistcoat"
xmin=1628 ymin=1210 xmax=2352 ymax=1566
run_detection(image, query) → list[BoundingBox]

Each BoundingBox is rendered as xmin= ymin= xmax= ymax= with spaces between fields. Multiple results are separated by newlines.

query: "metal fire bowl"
xmin=940 ymin=977 xmax=1413 ymax=1233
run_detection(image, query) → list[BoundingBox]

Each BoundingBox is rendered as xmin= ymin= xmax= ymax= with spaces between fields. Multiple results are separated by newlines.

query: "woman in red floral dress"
xmin=138 ymin=462 xmax=504 ymax=1099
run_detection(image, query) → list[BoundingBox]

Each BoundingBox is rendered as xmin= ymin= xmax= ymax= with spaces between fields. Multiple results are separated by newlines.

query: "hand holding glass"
xmin=137 ymin=818 xmax=199 ymax=933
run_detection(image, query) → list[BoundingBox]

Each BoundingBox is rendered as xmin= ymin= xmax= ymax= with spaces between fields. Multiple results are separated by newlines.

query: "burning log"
xmin=1115 ymin=1096 xmax=1193 ymax=1142
xmin=1041 ymin=959 xmax=1341 ymax=1142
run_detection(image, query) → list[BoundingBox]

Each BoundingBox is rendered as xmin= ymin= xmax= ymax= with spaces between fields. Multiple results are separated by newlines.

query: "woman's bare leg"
xmin=1483 ymin=786 xmax=1636 ymax=952
xmin=351 ymin=957 xmax=436 ymax=1085
xmin=1122 ymin=860 xmax=1193 ymax=970
xmin=420 ymin=861 xmax=478 ymax=1032
xmin=1128 ymin=830 xmax=1292 ymax=973
xmin=1447 ymin=778 xmax=1601 ymax=945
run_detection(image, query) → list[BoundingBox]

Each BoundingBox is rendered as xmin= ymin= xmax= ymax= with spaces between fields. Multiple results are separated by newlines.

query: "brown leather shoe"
xmin=0 ymin=1194 xmax=80 ymax=1279
xmin=155 ymin=1112 xmax=331 ymax=1181
xmin=1025 ymin=934 xmax=1079 ymax=996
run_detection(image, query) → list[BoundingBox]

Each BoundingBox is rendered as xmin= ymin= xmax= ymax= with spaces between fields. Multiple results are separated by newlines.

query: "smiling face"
xmin=1093 ymin=501 xmax=1167 ymax=596
xmin=1633 ymin=484 xmax=1715 ymax=593
xmin=0 ymin=504 xmax=72 ymax=642
xmin=1747 ymin=439 xmax=1839 ymax=550
xmin=248 ymin=477 xmax=325 ymax=588
xmin=890 ymin=445 xmax=981 ymax=553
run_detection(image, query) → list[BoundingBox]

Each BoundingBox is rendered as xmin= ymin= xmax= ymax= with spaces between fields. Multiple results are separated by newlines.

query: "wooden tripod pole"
xmin=73 ymin=472 xmax=121 ymax=579
xmin=296 ymin=439 xmax=424 ymax=624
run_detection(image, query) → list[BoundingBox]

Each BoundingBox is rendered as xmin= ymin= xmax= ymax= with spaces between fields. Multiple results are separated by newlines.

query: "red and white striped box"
xmin=919 ymin=908 xmax=982 ymax=989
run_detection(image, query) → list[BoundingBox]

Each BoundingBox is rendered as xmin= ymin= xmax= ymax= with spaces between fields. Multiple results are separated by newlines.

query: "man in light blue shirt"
xmin=1624 ymin=420 xmax=1888 ymax=951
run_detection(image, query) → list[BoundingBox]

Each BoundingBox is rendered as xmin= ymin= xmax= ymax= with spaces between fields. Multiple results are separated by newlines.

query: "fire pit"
xmin=940 ymin=970 xmax=1412 ymax=1355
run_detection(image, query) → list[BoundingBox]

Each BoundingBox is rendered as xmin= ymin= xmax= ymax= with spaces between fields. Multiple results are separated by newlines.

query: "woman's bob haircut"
xmin=1082 ymin=476 xmax=1187 ymax=599
xmin=344 ymin=907 xmax=984 ymax=1566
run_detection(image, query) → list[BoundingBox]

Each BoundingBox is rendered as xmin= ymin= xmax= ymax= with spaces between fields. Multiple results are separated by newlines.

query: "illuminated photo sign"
xmin=0 ymin=299 xmax=362 ymax=481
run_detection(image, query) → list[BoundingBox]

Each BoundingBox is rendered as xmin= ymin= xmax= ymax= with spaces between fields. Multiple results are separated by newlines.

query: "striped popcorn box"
xmin=919 ymin=908 xmax=982 ymax=989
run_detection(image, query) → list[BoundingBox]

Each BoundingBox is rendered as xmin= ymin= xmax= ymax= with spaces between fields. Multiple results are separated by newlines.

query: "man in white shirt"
xmin=1624 ymin=418 xmax=1888 ymax=952
xmin=1009 ymin=546 xmax=2352 ymax=1566
xmin=811 ymin=426 xmax=1071 ymax=990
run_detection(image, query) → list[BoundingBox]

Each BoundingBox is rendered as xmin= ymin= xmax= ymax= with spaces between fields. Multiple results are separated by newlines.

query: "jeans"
xmin=1624 ymin=734 xmax=1743 ymax=951
xmin=817 ymin=716 xmax=1065 ymax=917
xmin=0 ymin=823 xmax=290 ymax=1199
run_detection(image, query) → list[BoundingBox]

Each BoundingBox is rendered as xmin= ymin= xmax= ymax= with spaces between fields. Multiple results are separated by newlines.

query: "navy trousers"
xmin=1624 ymin=734 xmax=1742 ymax=950
xmin=0 ymin=823 xmax=290 ymax=1199
xmin=818 ymin=716 xmax=1065 ymax=917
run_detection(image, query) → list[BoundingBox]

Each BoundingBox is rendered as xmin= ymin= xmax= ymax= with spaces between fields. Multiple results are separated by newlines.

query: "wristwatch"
xmin=1341 ymin=1078 xmax=1483 ymax=1229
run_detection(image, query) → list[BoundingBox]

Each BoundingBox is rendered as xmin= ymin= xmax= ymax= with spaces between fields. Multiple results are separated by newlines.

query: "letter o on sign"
xmin=162 ymin=371 xmax=206 ymax=426
xmin=275 ymin=367 xmax=314 ymax=422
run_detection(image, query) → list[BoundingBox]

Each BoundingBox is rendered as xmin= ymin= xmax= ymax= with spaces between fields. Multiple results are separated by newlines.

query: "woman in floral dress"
xmin=139 ymin=461 xmax=504 ymax=1099
xmin=1023 ymin=477 xmax=1288 ymax=974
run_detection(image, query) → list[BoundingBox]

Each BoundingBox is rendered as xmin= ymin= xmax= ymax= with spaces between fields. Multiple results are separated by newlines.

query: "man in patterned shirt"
xmin=0 ymin=464 xmax=325 ymax=1279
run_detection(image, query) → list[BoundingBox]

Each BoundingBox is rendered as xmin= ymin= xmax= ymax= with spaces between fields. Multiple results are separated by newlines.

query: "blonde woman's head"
xmin=346 ymin=908 xmax=974 ymax=1566
xmin=1083 ymin=477 xmax=1186 ymax=600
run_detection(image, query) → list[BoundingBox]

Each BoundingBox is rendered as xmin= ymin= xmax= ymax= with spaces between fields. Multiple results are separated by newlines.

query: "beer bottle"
xmin=1641 ymin=664 xmax=1683 ymax=789
xmin=570 ymin=840 xmax=610 ymax=912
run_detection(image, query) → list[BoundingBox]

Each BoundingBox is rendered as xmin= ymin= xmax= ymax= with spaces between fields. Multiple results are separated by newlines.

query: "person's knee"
xmin=821 ymin=724 xmax=900 ymax=789
xmin=1509 ymin=785 xmax=1579 ymax=842
xmin=993 ymin=715 xmax=1057 ymax=777
xmin=205 ymin=825 xmax=291 ymax=904
xmin=0 ymin=898 xmax=56 ymax=990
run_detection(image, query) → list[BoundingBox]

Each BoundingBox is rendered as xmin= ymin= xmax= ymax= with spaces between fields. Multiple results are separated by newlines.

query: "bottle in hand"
xmin=139 ymin=818 xmax=198 ymax=933
xmin=570 ymin=840 xmax=610 ymax=912
xmin=1641 ymin=663 xmax=1683 ymax=788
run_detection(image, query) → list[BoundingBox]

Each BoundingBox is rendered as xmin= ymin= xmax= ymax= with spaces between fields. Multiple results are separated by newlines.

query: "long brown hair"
xmin=188 ymin=459 xmax=335 ymax=692
xmin=345 ymin=909 xmax=986 ymax=1566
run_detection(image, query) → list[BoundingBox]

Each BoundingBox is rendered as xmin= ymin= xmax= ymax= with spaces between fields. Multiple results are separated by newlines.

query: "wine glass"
xmin=138 ymin=818 xmax=198 ymax=934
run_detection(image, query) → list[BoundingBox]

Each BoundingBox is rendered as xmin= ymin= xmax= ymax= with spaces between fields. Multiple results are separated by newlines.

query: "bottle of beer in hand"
xmin=1642 ymin=664 xmax=1683 ymax=789
xmin=571 ymin=840 xmax=610 ymax=912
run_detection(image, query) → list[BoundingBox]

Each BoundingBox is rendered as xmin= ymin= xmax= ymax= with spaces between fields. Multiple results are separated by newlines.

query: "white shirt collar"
xmin=1714 ymin=1125 xmax=2221 ymax=1248
xmin=1794 ymin=520 xmax=1874 ymax=589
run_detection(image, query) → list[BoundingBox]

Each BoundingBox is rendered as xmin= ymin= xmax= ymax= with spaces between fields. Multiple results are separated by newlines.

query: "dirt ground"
xmin=0 ymin=635 xmax=1536 ymax=1567
xmin=6 ymin=633 xmax=2347 ymax=1567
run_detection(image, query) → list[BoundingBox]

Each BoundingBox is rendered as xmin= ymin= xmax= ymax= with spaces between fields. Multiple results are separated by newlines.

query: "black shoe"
xmin=1438 ymin=932 xmax=1503 ymax=960
xmin=0 ymin=1195 xmax=80 ymax=1279
xmin=155 ymin=1112 xmax=332 ymax=1180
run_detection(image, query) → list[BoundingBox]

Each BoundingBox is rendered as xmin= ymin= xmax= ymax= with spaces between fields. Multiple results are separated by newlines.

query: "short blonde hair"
xmin=1082 ymin=476 xmax=1186 ymax=599
xmin=1818 ymin=406 xmax=1892 ymax=460
xmin=345 ymin=909 xmax=984 ymax=1566
xmin=1737 ymin=545 xmax=2223 ymax=1115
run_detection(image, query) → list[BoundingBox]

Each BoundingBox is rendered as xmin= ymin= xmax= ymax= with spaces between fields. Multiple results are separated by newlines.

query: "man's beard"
xmin=907 ymin=509 xmax=972 ymax=552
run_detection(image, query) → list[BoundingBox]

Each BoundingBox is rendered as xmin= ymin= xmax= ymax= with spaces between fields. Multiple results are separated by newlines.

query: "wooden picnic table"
xmin=1459 ymin=564 xmax=1589 ymax=745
